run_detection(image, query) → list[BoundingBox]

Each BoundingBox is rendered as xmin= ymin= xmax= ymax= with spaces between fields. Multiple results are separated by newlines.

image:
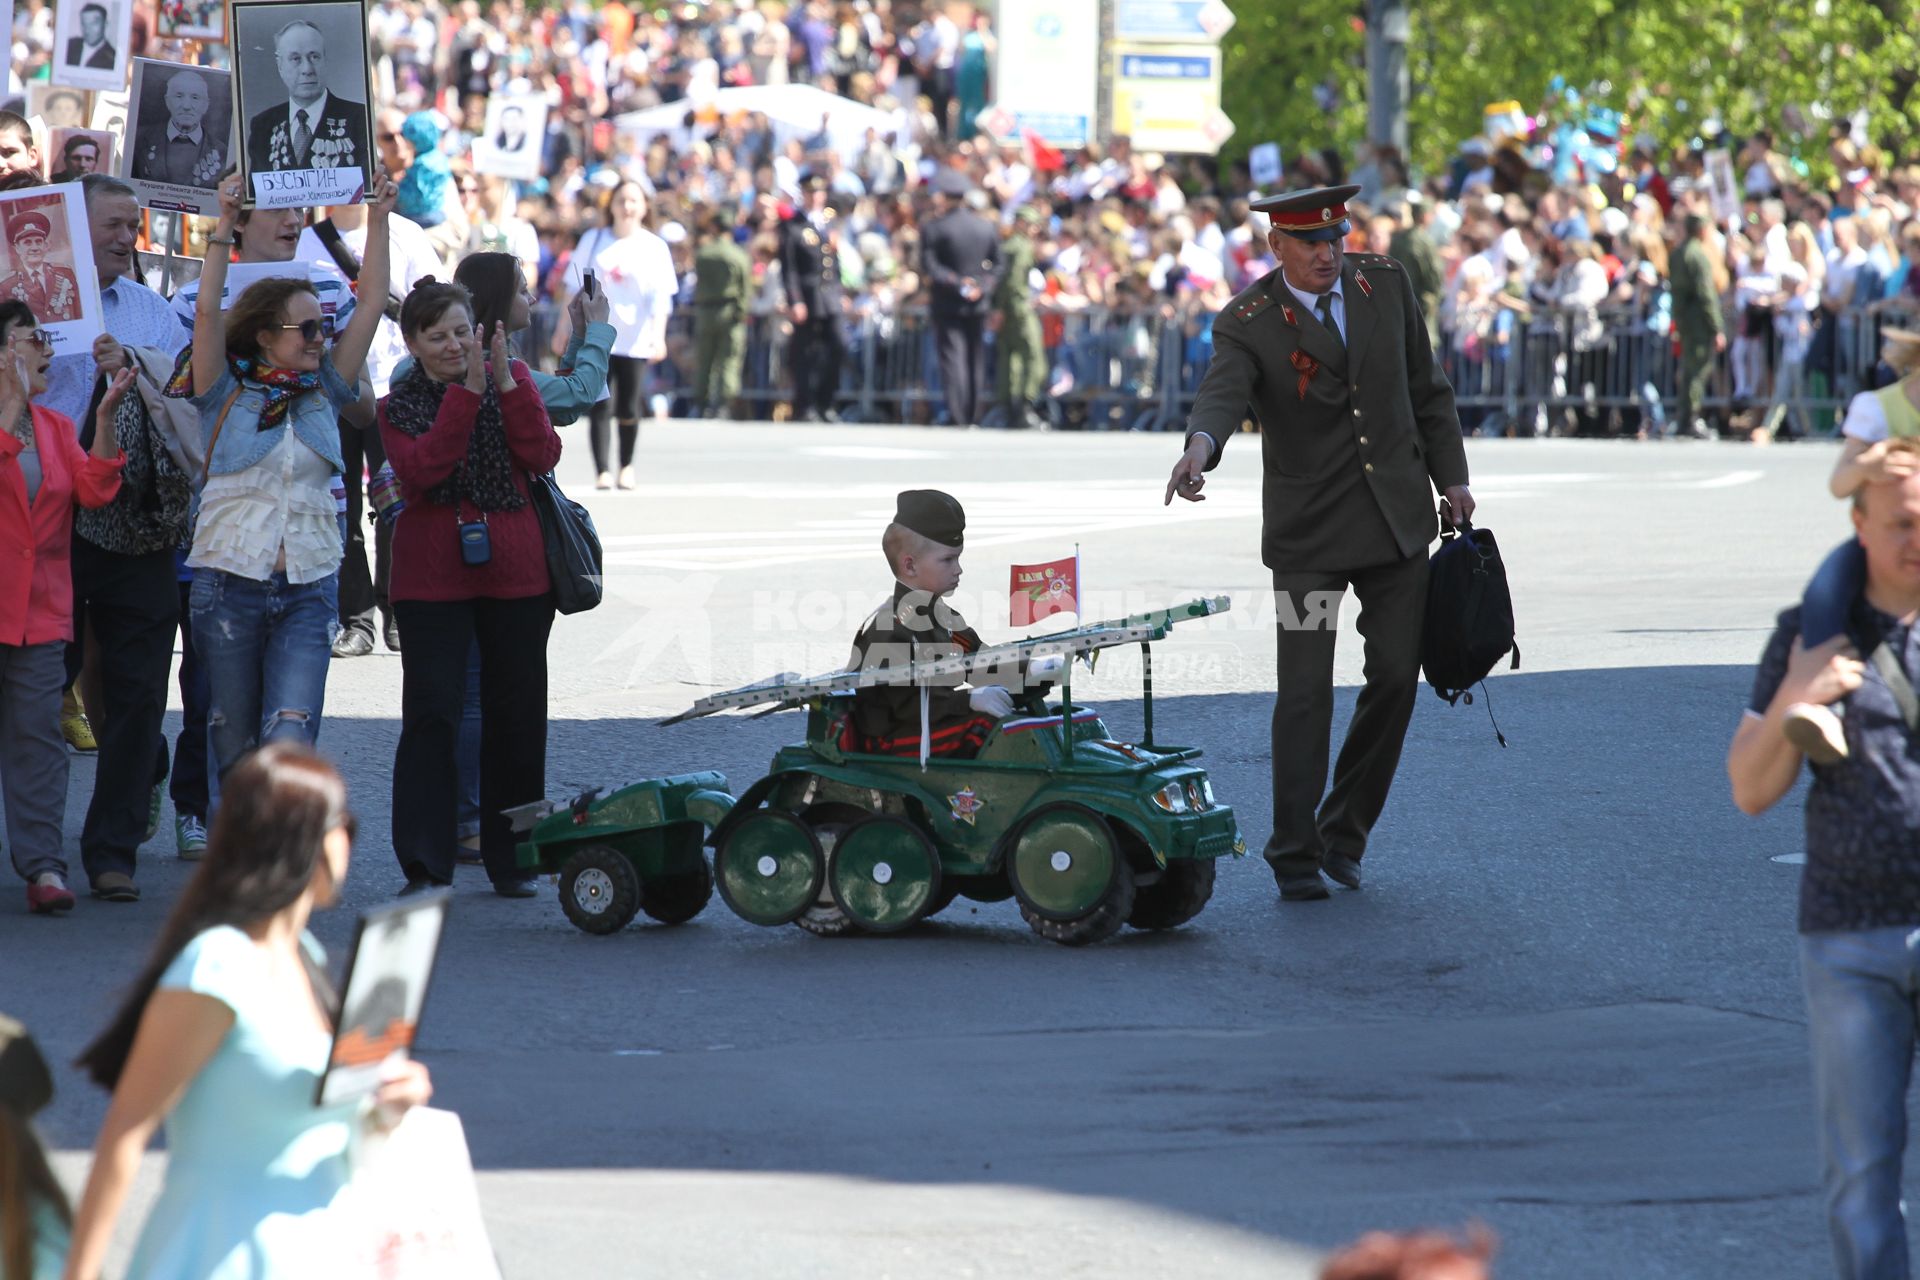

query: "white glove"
xmin=969 ymin=685 xmax=1015 ymax=718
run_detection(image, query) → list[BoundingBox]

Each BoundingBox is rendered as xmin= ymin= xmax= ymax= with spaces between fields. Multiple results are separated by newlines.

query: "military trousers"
xmin=997 ymin=314 xmax=1045 ymax=409
xmin=694 ymin=310 xmax=746 ymax=412
xmin=789 ymin=314 xmax=845 ymax=416
xmin=1265 ymin=551 xmax=1428 ymax=879
xmin=1678 ymin=336 xmax=1717 ymax=432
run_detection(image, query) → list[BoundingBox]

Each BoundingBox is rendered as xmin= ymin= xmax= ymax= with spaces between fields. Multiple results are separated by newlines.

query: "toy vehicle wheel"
xmin=558 ymin=844 xmax=642 ymax=935
xmin=715 ymin=810 xmax=823 ymax=927
xmin=794 ymin=804 xmax=865 ymax=937
xmin=1127 ymin=856 xmax=1216 ymax=930
xmin=828 ymin=815 xmax=942 ymax=932
xmin=1007 ymin=804 xmax=1135 ymax=947
xmin=643 ymin=861 xmax=714 ymax=925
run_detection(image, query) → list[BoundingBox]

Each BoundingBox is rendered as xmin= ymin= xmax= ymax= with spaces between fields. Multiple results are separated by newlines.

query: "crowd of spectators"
xmin=6 ymin=0 xmax=1920 ymax=438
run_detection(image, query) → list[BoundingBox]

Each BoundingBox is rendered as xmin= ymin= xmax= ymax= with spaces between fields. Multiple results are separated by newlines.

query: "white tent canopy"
xmin=611 ymin=84 xmax=904 ymax=162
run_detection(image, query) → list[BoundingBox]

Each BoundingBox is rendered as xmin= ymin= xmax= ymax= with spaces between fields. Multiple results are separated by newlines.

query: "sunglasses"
xmin=275 ymin=319 xmax=326 ymax=343
xmin=8 ymin=328 xmax=52 ymax=353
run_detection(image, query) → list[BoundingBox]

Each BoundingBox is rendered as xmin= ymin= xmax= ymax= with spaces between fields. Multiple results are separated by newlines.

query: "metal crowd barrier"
xmin=134 ymin=281 xmax=1894 ymax=435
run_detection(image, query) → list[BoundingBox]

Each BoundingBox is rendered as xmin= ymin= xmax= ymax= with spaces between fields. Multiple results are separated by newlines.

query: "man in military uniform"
xmin=0 ymin=212 xmax=82 ymax=323
xmin=692 ymin=205 xmax=752 ymax=419
xmin=1164 ymin=184 xmax=1474 ymax=902
xmin=131 ymin=69 xmax=225 ymax=190
xmin=993 ymin=204 xmax=1046 ymax=430
xmin=779 ymin=177 xmax=846 ymax=422
xmin=922 ymin=171 xmax=1003 ymax=427
xmin=847 ymin=490 xmax=1013 ymax=758
xmin=1387 ymin=194 xmax=1444 ymax=351
xmin=1670 ymin=212 xmax=1725 ymax=439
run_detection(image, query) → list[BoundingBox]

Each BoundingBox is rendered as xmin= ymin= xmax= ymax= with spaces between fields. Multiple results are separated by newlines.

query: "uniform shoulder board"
xmin=1229 ymin=293 xmax=1275 ymax=325
xmin=1348 ymin=253 xmax=1402 ymax=270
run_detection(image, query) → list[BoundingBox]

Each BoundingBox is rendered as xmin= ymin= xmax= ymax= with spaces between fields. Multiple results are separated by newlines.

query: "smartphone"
xmin=582 ymin=270 xmax=597 ymax=299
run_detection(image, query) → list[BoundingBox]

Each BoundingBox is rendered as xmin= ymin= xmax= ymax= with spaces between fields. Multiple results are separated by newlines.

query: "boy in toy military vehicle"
xmin=847 ymin=489 xmax=1017 ymax=758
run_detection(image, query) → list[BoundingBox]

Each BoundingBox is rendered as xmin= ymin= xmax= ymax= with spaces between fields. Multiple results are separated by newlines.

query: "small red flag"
xmin=1010 ymin=554 xmax=1079 ymax=627
xmin=1023 ymin=129 xmax=1065 ymax=174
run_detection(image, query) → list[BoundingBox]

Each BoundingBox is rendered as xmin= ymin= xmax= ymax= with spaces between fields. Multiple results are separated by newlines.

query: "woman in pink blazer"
xmin=0 ymin=301 xmax=134 ymax=914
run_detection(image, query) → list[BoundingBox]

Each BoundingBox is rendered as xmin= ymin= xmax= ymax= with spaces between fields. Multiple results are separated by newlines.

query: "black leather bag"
xmin=527 ymin=471 xmax=603 ymax=615
xmin=1422 ymin=519 xmax=1518 ymax=707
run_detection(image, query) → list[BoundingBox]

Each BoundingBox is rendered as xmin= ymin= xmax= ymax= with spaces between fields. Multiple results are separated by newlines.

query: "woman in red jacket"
xmin=380 ymin=280 xmax=561 ymax=897
xmin=0 ymin=301 xmax=134 ymax=914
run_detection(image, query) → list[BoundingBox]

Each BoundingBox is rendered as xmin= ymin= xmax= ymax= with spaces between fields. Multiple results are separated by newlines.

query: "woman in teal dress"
xmin=954 ymin=12 xmax=995 ymax=142
xmin=1 ymin=1014 xmax=69 ymax=1279
xmin=63 ymin=746 xmax=433 ymax=1280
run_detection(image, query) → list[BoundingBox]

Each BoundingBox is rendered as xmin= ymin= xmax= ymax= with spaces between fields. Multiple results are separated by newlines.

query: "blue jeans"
xmin=188 ymin=568 xmax=338 ymax=781
xmin=1805 ymin=539 xmax=1866 ymax=648
xmin=1801 ymin=927 xmax=1920 ymax=1280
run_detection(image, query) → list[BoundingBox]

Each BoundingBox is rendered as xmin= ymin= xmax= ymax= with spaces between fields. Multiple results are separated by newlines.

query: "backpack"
xmin=1422 ymin=519 xmax=1519 ymax=741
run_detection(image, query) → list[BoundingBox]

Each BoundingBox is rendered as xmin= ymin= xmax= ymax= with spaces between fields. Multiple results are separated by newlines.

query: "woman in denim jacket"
xmin=167 ymin=173 xmax=396 ymax=782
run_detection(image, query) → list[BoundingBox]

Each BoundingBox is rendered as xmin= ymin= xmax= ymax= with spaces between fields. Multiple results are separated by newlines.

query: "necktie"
xmin=1316 ymin=291 xmax=1342 ymax=350
xmin=292 ymin=109 xmax=312 ymax=166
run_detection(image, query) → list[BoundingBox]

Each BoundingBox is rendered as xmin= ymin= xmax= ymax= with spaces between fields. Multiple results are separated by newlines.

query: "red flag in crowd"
xmin=1009 ymin=554 xmax=1079 ymax=627
xmin=1023 ymin=129 xmax=1065 ymax=174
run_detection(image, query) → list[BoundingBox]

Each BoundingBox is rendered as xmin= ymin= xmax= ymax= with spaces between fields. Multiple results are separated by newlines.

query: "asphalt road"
xmin=6 ymin=423 xmax=1865 ymax=1278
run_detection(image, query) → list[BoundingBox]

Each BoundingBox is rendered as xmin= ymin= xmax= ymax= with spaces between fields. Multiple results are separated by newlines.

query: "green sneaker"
xmin=175 ymin=813 xmax=208 ymax=860
xmin=144 ymin=784 xmax=163 ymax=844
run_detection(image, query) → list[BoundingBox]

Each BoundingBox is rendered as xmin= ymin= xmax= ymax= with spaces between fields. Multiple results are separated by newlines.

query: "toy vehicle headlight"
xmin=1151 ymin=782 xmax=1190 ymax=813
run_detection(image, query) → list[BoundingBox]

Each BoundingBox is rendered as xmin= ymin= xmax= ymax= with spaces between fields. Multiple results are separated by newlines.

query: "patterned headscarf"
xmin=384 ymin=361 xmax=525 ymax=513
xmin=163 ymin=346 xmax=321 ymax=431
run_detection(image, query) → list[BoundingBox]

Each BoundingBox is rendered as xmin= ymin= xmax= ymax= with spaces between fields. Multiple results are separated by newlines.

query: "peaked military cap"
xmin=894 ymin=489 xmax=965 ymax=548
xmin=933 ymin=168 xmax=974 ymax=198
xmin=7 ymin=211 xmax=50 ymax=243
xmin=1251 ymin=184 xmax=1361 ymax=242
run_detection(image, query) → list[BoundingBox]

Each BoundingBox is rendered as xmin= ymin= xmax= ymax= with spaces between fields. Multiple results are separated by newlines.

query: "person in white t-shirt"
xmin=559 ymin=179 xmax=677 ymax=490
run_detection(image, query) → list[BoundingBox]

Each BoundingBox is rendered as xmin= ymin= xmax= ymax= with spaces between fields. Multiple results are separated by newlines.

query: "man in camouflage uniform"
xmin=692 ymin=205 xmax=753 ymax=419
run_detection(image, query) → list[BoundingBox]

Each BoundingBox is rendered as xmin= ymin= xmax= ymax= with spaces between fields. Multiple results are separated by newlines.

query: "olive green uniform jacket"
xmin=1184 ymin=254 xmax=1469 ymax=572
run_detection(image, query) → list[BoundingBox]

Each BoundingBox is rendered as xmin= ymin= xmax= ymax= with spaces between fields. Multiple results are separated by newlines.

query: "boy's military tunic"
xmin=692 ymin=232 xmax=753 ymax=412
xmin=848 ymin=583 xmax=991 ymax=756
xmin=1184 ymin=241 xmax=1469 ymax=887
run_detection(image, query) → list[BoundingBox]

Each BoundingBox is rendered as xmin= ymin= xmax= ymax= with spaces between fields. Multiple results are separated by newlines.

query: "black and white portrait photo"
xmin=232 ymin=0 xmax=373 ymax=208
xmin=121 ymin=58 xmax=232 ymax=217
xmin=470 ymin=93 xmax=546 ymax=183
xmin=51 ymin=0 xmax=133 ymax=92
xmin=27 ymin=85 xmax=89 ymax=132
xmin=47 ymin=128 xmax=113 ymax=183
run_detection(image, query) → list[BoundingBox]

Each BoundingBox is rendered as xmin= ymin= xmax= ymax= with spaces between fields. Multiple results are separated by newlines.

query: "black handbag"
xmin=527 ymin=471 xmax=603 ymax=615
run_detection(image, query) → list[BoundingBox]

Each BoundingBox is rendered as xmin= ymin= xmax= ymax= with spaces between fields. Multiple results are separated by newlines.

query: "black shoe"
xmin=493 ymin=878 xmax=538 ymax=898
xmin=383 ymin=617 xmax=402 ymax=652
xmin=1278 ymin=871 xmax=1331 ymax=901
xmin=1322 ymin=853 xmax=1362 ymax=890
xmin=331 ymin=628 xmax=374 ymax=658
xmin=398 ymin=877 xmax=440 ymax=897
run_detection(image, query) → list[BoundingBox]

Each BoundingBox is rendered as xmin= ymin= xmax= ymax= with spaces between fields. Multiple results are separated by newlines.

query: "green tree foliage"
xmin=1220 ymin=0 xmax=1920 ymax=181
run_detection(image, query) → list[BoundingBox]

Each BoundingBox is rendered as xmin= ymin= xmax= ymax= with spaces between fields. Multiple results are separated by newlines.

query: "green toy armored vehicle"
xmin=663 ymin=598 xmax=1243 ymax=946
xmin=508 ymin=774 xmax=735 ymax=934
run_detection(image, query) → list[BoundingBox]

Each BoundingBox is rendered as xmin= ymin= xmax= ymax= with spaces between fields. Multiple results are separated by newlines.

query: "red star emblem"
xmin=948 ymin=787 xmax=984 ymax=826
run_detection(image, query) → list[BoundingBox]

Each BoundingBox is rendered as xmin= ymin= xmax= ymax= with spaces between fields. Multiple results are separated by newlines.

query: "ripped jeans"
xmin=188 ymin=567 xmax=338 ymax=782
